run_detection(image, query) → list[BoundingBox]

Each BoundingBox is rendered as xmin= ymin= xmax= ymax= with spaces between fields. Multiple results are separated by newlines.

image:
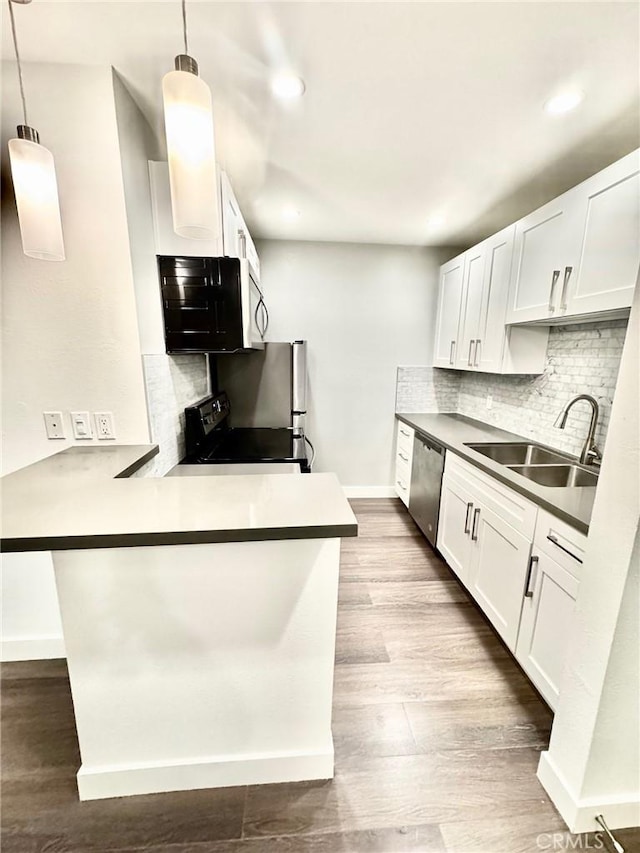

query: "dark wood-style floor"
xmin=2 ymin=498 xmax=638 ymax=852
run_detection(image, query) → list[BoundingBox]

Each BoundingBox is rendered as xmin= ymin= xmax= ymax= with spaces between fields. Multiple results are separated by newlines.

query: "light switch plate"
xmin=95 ymin=412 xmax=116 ymax=440
xmin=43 ymin=411 xmax=65 ymax=440
xmin=71 ymin=411 xmax=92 ymax=440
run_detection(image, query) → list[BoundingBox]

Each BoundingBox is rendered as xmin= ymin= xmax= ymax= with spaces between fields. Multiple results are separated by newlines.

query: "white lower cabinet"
xmin=394 ymin=423 xmax=415 ymax=506
xmin=468 ymin=502 xmax=532 ymax=652
xmin=436 ymin=454 xmax=586 ymax=705
xmin=437 ymin=473 xmax=474 ymax=585
xmin=515 ymin=508 xmax=585 ymax=710
xmin=437 ymin=456 xmax=534 ymax=651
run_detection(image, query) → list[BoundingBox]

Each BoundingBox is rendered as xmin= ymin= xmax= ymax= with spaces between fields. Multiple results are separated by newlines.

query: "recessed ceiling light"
xmin=282 ymin=205 xmax=300 ymax=221
xmin=544 ymin=90 xmax=584 ymax=115
xmin=271 ymin=73 xmax=306 ymax=100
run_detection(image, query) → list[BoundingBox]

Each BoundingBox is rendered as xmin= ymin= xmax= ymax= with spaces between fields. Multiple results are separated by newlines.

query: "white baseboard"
xmin=77 ymin=743 xmax=335 ymax=801
xmin=1 ymin=635 xmax=66 ymax=662
xmin=342 ymin=486 xmax=398 ymax=498
xmin=538 ymin=751 xmax=640 ymax=832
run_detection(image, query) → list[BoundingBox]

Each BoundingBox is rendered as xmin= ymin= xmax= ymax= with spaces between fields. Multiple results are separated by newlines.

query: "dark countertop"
xmin=396 ymin=413 xmax=596 ymax=533
xmin=1 ymin=445 xmax=358 ymax=552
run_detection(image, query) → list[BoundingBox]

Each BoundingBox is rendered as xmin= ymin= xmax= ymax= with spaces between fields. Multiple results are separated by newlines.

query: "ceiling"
xmin=2 ymin=1 xmax=639 ymax=247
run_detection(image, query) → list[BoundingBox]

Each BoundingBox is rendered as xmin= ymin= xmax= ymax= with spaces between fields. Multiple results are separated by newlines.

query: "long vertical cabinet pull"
xmin=467 ymin=340 xmax=475 ymax=366
xmin=471 ymin=508 xmax=481 ymax=541
xmin=559 ymin=266 xmax=573 ymax=311
xmin=449 ymin=340 xmax=456 ymax=365
xmin=474 ymin=339 xmax=481 ymax=366
xmin=464 ymin=502 xmax=474 ymax=534
xmin=548 ymin=270 xmax=561 ymax=312
xmin=524 ymin=555 xmax=539 ymax=597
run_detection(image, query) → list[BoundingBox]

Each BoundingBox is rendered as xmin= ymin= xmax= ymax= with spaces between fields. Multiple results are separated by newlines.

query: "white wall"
xmin=1 ymin=62 xmax=150 ymax=474
xmin=257 ymin=240 xmax=444 ymax=490
xmin=1 ymin=62 xmax=152 ymax=661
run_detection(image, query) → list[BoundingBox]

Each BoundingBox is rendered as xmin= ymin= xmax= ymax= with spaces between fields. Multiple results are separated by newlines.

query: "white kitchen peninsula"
xmin=1 ymin=446 xmax=357 ymax=801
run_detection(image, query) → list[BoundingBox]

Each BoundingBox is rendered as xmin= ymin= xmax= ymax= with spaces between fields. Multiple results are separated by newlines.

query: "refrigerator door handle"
xmin=292 ymin=340 xmax=307 ymax=416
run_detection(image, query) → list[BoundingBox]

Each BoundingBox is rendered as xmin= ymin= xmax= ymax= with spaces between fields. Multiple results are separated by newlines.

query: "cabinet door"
xmin=456 ymin=246 xmax=485 ymax=369
xmin=220 ymin=172 xmax=244 ymax=259
xmin=564 ymin=151 xmax=640 ymax=317
xmin=515 ymin=551 xmax=579 ymax=709
xmin=433 ymin=254 xmax=465 ymax=368
xmin=506 ymin=194 xmax=577 ymax=324
xmin=436 ymin=474 xmax=474 ymax=586
xmin=149 ymin=161 xmax=223 ymax=257
xmin=475 ymin=225 xmax=515 ymax=372
xmin=467 ymin=503 xmax=532 ymax=652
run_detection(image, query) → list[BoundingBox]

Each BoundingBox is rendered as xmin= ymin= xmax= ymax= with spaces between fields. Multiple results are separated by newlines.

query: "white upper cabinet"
xmin=505 ymin=193 xmax=576 ymax=324
xmin=220 ymin=172 xmax=260 ymax=278
xmin=455 ymin=245 xmax=485 ymax=369
xmin=433 ymin=254 xmax=465 ymax=368
xmin=433 ymin=226 xmax=548 ymax=374
xmin=506 ymin=149 xmax=639 ymax=324
xmin=149 ymin=161 xmax=223 ymax=257
xmin=563 ymin=150 xmax=640 ymax=317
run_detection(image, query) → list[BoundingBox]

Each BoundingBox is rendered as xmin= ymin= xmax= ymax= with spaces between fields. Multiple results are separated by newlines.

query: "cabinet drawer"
xmin=445 ymin=453 xmax=538 ymax=539
xmin=534 ymin=508 xmax=586 ymax=580
xmin=396 ymin=445 xmax=412 ymax=469
xmin=395 ymin=461 xmax=411 ymax=506
xmin=396 ymin=422 xmax=415 ymax=456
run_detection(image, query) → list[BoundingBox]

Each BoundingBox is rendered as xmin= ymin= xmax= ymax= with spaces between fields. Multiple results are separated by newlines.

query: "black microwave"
xmin=157 ymin=255 xmax=267 ymax=353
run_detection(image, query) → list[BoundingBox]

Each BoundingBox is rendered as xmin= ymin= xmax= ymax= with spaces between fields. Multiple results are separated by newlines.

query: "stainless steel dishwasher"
xmin=408 ymin=433 xmax=445 ymax=548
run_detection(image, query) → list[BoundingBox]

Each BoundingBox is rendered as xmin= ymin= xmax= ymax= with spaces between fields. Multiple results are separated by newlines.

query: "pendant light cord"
xmin=7 ymin=0 xmax=28 ymax=126
xmin=181 ymin=0 xmax=189 ymax=55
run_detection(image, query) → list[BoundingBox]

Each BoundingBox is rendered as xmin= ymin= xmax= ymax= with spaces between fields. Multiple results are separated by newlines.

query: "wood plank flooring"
xmin=2 ymin=498 xmax=638 ymax=852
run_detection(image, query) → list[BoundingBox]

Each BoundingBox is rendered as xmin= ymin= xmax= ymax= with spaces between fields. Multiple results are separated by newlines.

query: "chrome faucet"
xmin=554 ymin=394 xmax=603 ymax=466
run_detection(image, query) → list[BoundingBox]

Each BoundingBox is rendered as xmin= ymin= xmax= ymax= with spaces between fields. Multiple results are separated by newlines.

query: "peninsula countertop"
xmin=396 ymin=413 xmax=596 ymax=533
xmin=1 ymin=445 xmax=358 ymax=552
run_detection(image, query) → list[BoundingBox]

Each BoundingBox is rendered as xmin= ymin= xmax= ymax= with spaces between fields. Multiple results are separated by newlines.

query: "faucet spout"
xmin=555 ymin=394 xmax=602 ymax=466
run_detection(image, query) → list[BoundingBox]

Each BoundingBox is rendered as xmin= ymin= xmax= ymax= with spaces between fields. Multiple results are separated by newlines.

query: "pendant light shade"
xmin=7 ymin=0 xmax=65 ymax=261
xmin=8 ymin=129 xmax=65 ymax=261
xmin=162 ymin=55 xmax=219 ymax=240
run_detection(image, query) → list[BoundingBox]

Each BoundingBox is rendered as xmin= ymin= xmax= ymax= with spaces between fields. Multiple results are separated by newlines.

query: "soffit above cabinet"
xmin=1 ymin=2 xmax=638 ymax=246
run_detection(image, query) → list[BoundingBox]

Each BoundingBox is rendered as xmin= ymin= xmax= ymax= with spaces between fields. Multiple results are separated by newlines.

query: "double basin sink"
xmin=465 ymin=442 xmax=599 ymax=489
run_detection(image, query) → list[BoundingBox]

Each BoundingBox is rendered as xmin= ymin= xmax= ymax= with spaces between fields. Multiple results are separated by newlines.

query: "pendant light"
xmin=162 ymin=0 xmax=219 ymax=240
xmin=7 ymin=0 xmax=65 ymax=261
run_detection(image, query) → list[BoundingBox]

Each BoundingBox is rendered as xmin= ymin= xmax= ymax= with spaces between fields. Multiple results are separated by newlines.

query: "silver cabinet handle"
xmin=548 ymin=270 xmax=561 ymax=312
xmin=400 ymin=428 xmax=410 ymax=438
xmin=396 ymin=480 xmax=407 ymax=491
xmin=398 ymin=452 xmax=409 ymax=462
xmin=449 ymin=340 xmax=456 ymax=365
xmin=524 ymin=555 xmax=539 ymax=598
xmin=464 ymin=502 xmax=473 ymax=534
xmin=237 ymin=228 xmax=247 ymax=259
xmin=474 ymin=339 xmax=481 ymax=367
xmin=547 ymin=533 xmax=583 ymax=563
xmin=467 ymin=340 xmax=475 ymax=366
xmin=560 ymin=266 xmax=572 ymax=311
xmin=471 ymin=507 xmax=481 ymax=541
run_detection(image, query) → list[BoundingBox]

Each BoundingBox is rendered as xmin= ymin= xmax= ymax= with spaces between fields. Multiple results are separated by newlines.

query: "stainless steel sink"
xmin=507 ymin=464 xmax=599 ymax=488
xmin=466 ymin=442 xmax=571 ymax=466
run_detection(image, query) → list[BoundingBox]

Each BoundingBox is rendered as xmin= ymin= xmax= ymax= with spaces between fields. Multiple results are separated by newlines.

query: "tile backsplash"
xmin=131 ymin=354 xmax=209 ymax=477
xmin=397 ymin=319 xmax=628 ymax=459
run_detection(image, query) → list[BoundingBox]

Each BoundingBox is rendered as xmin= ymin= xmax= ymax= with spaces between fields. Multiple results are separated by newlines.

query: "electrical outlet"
xmin=95 ymin=412 xmax=115 ymax=440
xmin=71 ymin=411 xmax=92 ymax=440
xmin=44 ymin=411 xmax=65 ymax=439
xmin=486 ymin=395 xmax=493 ymax=411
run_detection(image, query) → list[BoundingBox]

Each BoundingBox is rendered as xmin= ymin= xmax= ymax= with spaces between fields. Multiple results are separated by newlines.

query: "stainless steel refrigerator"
xmin=216 ymin=341 xmax=308 ymax=437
